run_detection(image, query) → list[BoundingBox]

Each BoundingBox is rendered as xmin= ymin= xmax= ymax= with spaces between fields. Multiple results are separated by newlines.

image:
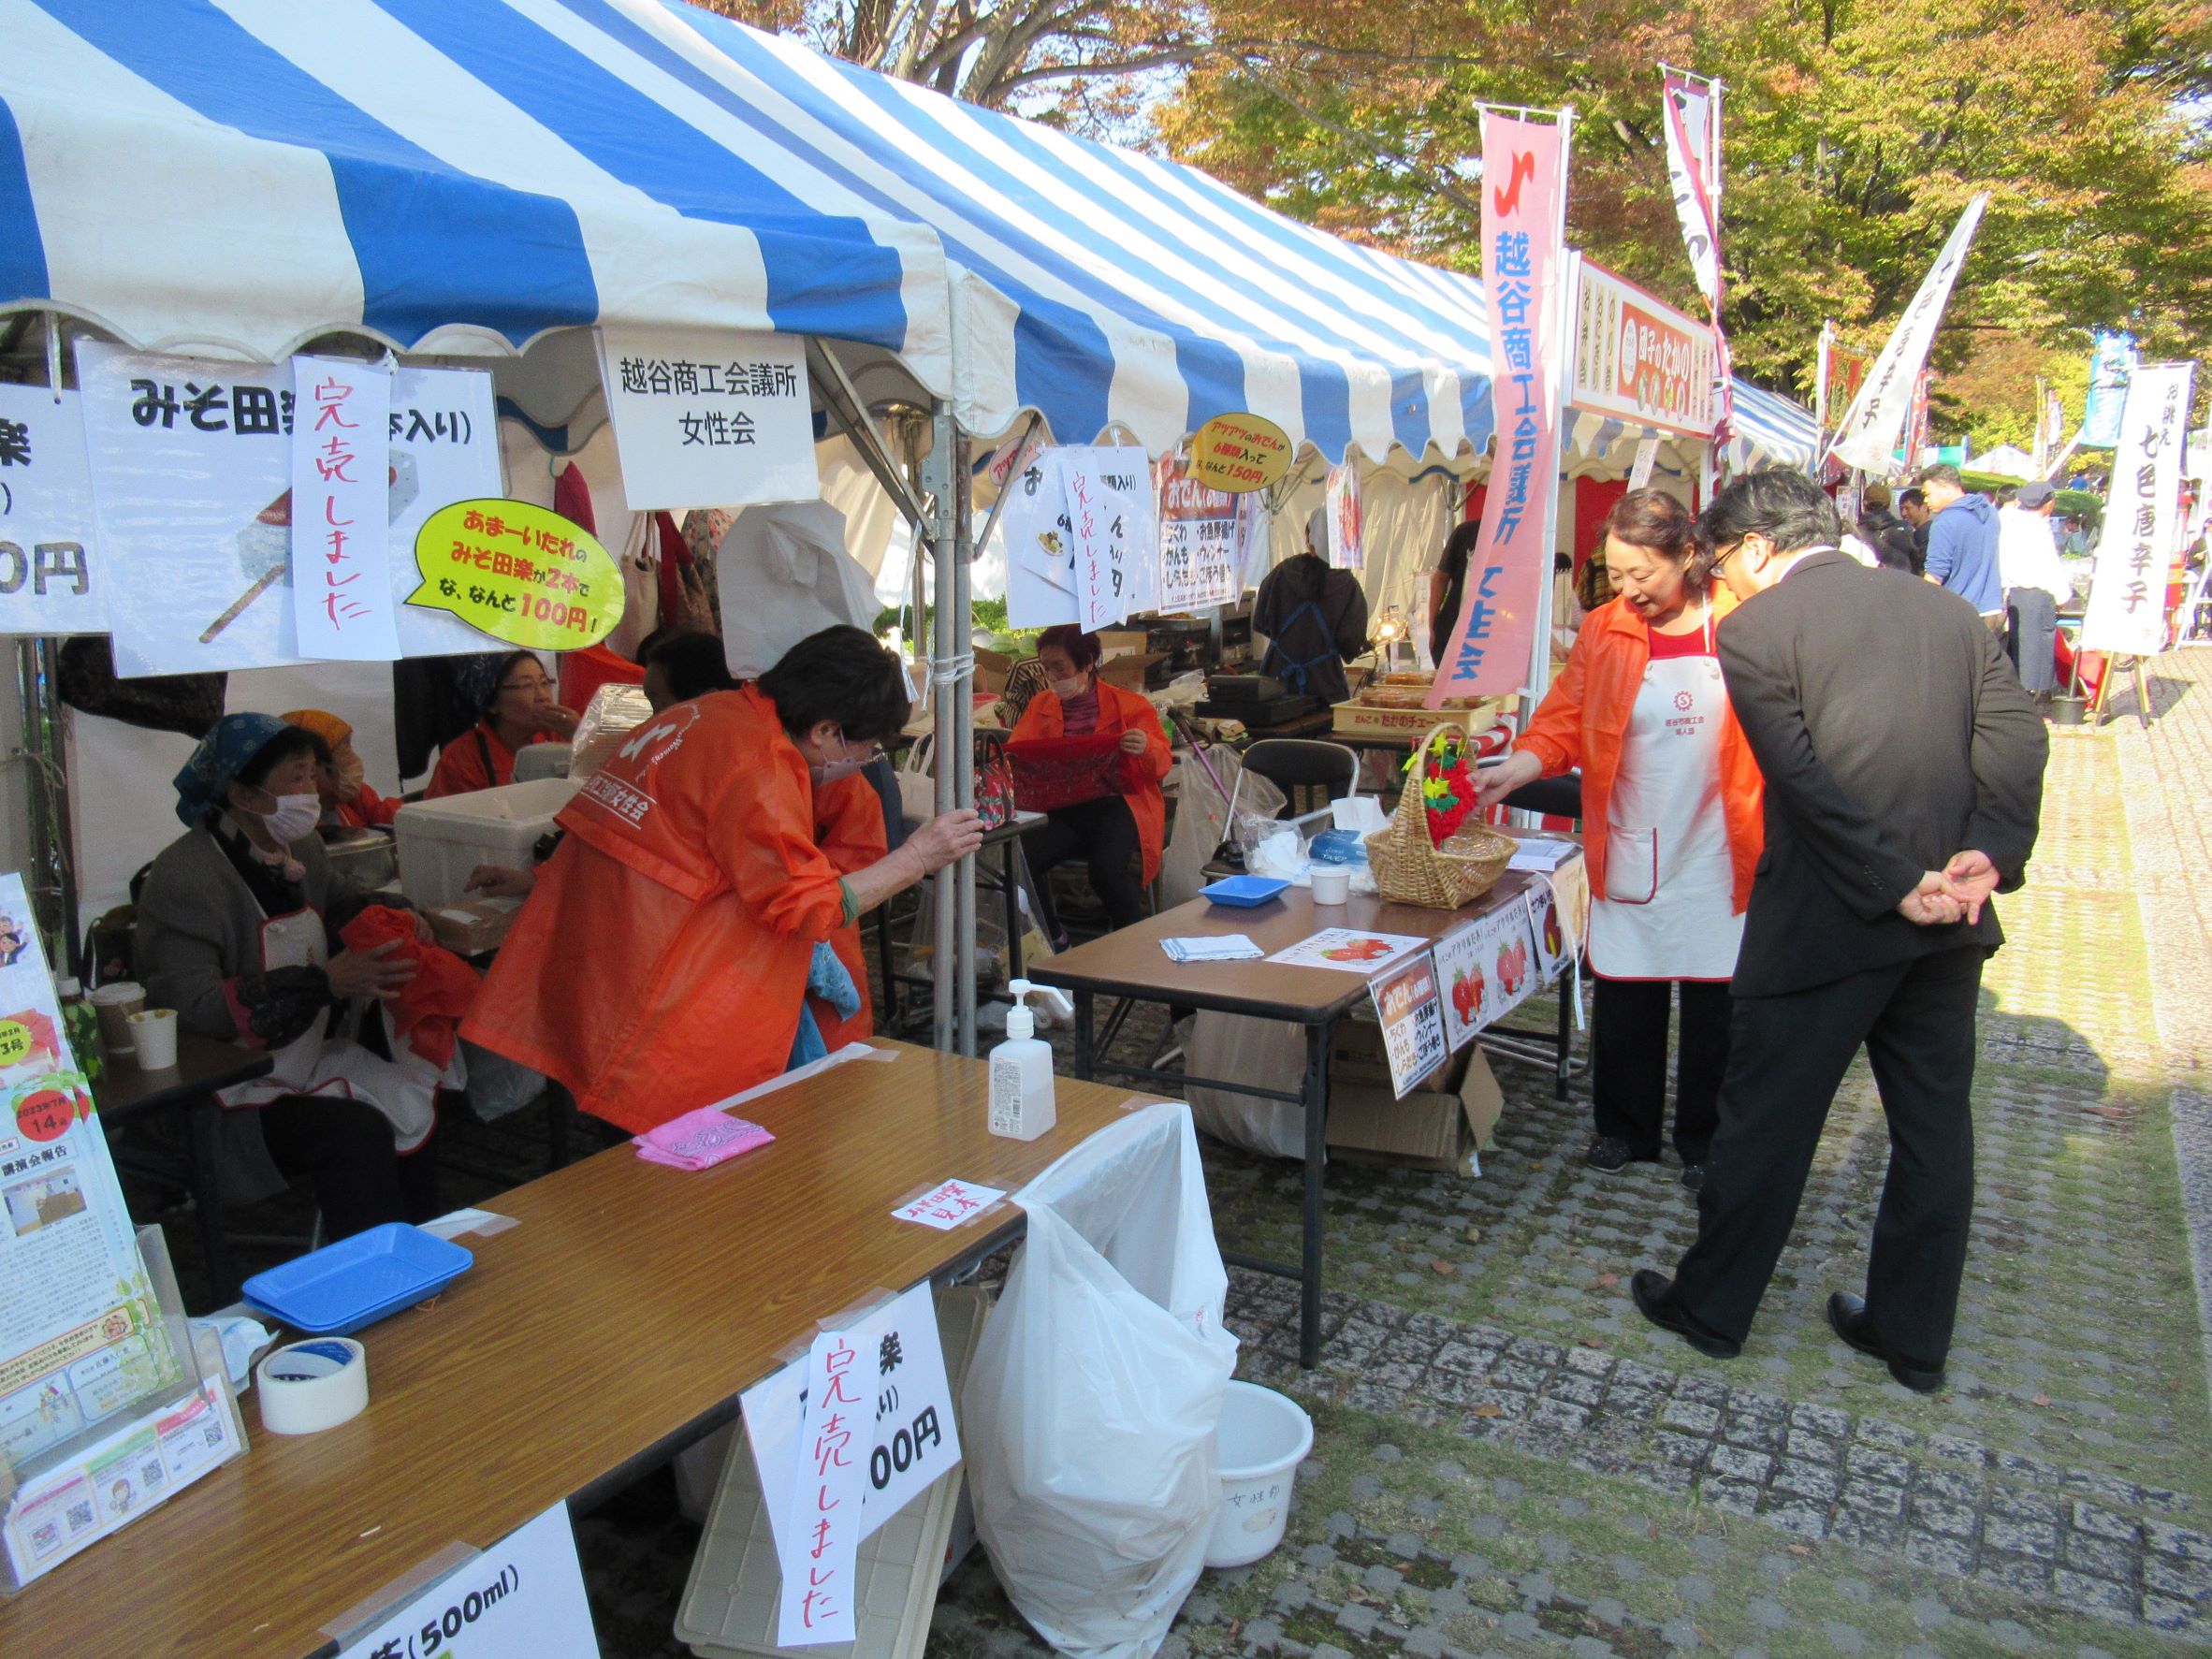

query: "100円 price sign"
xmin=409 ymin=498 xmax=625 ymax=652
xmin=333 ymin=1502 xmax=598 ymax=1659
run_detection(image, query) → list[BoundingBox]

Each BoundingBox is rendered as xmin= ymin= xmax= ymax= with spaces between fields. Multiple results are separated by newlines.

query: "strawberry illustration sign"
xmin=1266 ymin=928 xmax=1430 ymax=977
xmin=1433 ymin=890 xmax=1546 ymax=1053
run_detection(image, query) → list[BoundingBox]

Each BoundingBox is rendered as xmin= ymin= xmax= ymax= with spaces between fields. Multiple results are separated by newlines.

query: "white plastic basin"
xmin=1203 ymin=1380 xmax=1314 ymax=1568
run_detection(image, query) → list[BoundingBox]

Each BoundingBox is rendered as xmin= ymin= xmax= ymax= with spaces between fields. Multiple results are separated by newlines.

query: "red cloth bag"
xmin=1006 ymin=735 xmax=1132 ymax=813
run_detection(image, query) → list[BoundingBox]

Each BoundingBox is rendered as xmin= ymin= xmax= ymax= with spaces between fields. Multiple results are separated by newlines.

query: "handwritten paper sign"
xmin=1066 ymin=446 xmax=1157 ymax=632
xmin=387 ymin=366 xmax=503 ymax=658
xmin=1627 ymin=435 xmax=1660 ymax=491
xmin=408 ymin=499 xmax=624 ymax=651
xmin=0 ymin=386 xmax=105 ymax=637
xmin=1157 ymin=453 xmax=1245 ymax=611
xmin=289 ymin=357 xmax=399 ymax=661
xmin=1188 ymin=412 xmax=1291 ymax=493
xmin=778 ymin=1329 xmax=869 ymax=1646
xmin=1368 ymin=951 xmax=1447 ymax=1098
xmin=1004 ymin=447 xmax=1079 ymax=630
xmin=332 ymin=1502 xmax=598 ymax=1659
xmin=596 ymin=327 xmax=817 ymax=511
xmin=891 ymin=1178 xmax=1006 ymax=1230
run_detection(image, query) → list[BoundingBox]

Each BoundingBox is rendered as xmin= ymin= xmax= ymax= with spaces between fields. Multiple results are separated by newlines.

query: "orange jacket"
xmin=460 ymin=687 xmax=849 ymax=1133
xmin=1010 ymin=678 xmax=1172 ymax=884
xmin=334 ymin=783 xmax=402 ymax=830
xmin=425 ymin=720 xmax=557 ymax=798
xmin=1514 ymin=594 xmax=1765 ymax=912
xmin=811 ymin=772 xmax=889 ymax=1052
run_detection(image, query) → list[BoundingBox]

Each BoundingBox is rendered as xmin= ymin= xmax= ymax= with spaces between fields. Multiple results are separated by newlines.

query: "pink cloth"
xmin=633 ymin=1108 xmax=775 ymax=1171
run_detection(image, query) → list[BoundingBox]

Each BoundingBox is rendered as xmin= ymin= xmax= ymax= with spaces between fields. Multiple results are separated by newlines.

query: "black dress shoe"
xmin=1586 ymin=1136 xmax=1634 ymax=1171
xmin=1826 ymin=1292 xmax=1945 ymax=1393
xmin=1679 ymin=1163 xmax=1706 ymax=1194
xmin=1631 ymin=1269 xmax=1741 ymax=1359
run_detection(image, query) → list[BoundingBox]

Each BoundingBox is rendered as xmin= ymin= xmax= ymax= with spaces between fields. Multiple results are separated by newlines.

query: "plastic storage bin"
xmin=393 ymin=778 xmax=580 ymax=909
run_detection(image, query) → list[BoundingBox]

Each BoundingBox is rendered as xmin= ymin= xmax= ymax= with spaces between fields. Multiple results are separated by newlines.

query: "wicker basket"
xmin=1363 ymin=720 xmax=1517 ymax=909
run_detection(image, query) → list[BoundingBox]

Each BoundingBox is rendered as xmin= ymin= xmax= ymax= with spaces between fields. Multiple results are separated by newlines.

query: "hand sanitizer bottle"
xmin=990 ymin=979 xmax=1073 ymax=1141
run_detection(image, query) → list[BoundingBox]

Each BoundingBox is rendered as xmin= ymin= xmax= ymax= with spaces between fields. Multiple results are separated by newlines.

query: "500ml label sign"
xmin=413 ymin=1563 xmax=518 ymax=1656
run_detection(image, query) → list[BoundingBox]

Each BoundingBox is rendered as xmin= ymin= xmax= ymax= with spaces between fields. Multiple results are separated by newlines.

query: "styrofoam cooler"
xmin=393 ymin=779 xmax=581 ymax=909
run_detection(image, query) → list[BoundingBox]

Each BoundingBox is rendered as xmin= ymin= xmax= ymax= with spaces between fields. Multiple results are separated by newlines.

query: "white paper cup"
xmin=1309 ymin=865 xmax=1352 ymax=905
xmin=128 ymin=1008 xmax=179 ymax=1070
xmin=90 ymin=982 xmax=144 ymax=1055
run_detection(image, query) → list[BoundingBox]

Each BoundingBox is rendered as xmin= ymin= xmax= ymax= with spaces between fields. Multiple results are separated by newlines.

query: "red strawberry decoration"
xmin=1450 ymin=972 xmax=1478 ymax=1022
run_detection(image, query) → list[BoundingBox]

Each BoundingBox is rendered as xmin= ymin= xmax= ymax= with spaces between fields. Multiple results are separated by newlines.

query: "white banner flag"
xmin=1826 ymin=196 xmax=1988 ymax=474
xmin=1660 ymin=73 xmax=1720 ymax=311
xmin=2082 ymin=361 xmax=2194 ymax=656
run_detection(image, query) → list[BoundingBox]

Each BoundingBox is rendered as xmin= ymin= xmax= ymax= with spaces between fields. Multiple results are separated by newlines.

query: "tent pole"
xmin=922 ymin=405 xmax=960 ymax=1054
xmin=15 ymin=638 xmax=76 ymax=972
xmin=952 ymin=426 xmax=978 ymax=1057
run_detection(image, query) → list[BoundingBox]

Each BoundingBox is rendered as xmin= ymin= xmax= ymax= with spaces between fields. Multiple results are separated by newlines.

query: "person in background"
xmin=1998 ymin=481 xmax=2074 ymax=701
xmin=2060 ymin=513 xmax=2095 ymax=559
xmin=1630 ymin=469 xmax=2045 ymax=1392
xmin=1914 ymin=463 xmax=2005 ymax=625
xmin=1855 ymin=483 xmax=1919 ymax=575
xmin=1253 ymin=506 xmax=1370 ymax=704
xmin=1476 ymin=490 xmax=1765 ymax=1193
xmin=1011 ymin=624 xmax=1173 ymax=942
xmin=425 ymin=650 xmax=578 ymax=797
xmin=137 ymin=716 xmax=453 ymax=1238
xmin=284 ymin=708 xmax=400 ymax=830
xmin=1897 ymin=488 xmax=1931 ymax=575
xmin=462 ymin=627 xmax=982 ymax=1135
xmin=641 ymin=630 xmax=738 ymax=713
xmin=1427 ymin=520 xmax=1483 ymax=664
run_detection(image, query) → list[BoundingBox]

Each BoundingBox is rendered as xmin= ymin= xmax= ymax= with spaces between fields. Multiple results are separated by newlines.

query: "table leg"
xmin=875 ymin=905 xmax=898 ymax=1029
xmin=182 ymin=1094 xmax=239 ymax=1306
xmin=1555 ymin=963 xmax=1574 ymax=1101
xmin=1072 ymin=991 xmax=1096 ymax=1083
xmin=1002 ymin=838 xmax=1024 ymax=984
xmin=1299 ymin=1020 xmax=1330 ymax=1369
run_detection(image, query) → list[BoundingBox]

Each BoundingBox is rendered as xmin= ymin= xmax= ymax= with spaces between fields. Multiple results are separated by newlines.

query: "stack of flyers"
xmin=1160 ymin=934 xmax=1264 ymax=963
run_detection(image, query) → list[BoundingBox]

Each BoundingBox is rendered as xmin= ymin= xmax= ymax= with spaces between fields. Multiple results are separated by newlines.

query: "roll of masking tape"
xmin=256 ymin=1337 xmax=369 ymax=1435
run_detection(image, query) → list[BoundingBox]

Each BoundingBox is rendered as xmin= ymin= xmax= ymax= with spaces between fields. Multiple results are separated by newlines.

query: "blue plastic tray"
xmin=242 ymin=1222 xmax=473 ymax=1336
xmin=1201 ymin=874 xmax=1290 ymax=908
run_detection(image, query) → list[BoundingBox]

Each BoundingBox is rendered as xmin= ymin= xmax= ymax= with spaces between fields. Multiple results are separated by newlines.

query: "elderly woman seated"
xmin=136 ymin=715 xmax=477 ymax=1238
xmin=284 ymin=707 xmax=401 ymax=830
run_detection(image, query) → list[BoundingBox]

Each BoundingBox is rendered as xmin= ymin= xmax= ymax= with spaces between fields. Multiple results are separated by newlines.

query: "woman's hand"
xmin=534 ymin=704 xmax=583 ymax=740
xmin=465 ymin=863 xmax=536 ymax=900
xmin=907 ymin=808 xmax=986 ymax=875
xmin=1117 ymin=729 xmax=1148 ymax=755
xmin=1473 ymin=749 xmax=1542 ymax=810
xmin=326 ymin=939 xmax=417 ymax=1001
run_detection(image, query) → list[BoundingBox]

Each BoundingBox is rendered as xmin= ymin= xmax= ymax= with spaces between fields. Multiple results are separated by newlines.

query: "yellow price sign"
xmin=0 ymin=1021 xmax=27 ymax=1067
xmin=409 ymin=499 xmax=625 ymax=652
xmin=1188 ymin=412 xmax=1292 ymax=494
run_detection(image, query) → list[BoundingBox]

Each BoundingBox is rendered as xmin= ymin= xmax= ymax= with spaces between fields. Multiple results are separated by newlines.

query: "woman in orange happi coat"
xmin=462 ymin=627 xmax=979 ymax=1134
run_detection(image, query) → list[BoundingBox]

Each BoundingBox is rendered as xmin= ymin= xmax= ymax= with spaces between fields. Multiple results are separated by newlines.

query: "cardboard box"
xmin=424 ymin=895 xmax=524 ymax=957
xmin=972 ymin=648 xmax=1013 ymax=695
xmin=1329 ymin=695 xmax=1513 ymax=741
xmin=1326 ymin=1021 xmax=1505 ymax=1176
xmin=1097 ymin=630 xmax=1151 ymax=660
xmin=1098 ymin=650 xmax=1168 ymax=691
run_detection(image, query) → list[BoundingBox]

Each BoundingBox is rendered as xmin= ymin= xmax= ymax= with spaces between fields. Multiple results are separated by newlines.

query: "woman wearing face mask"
xmin=136 ymin=716 xmax=464 ymax=1238
xmin=1008 ymin=624 xmax=1172 ymax=942
xmin=463 ymin=627 xmax=983 ymax=1135
xmin=1475 ymin=490 xmax=1766 ymax=1194
xmin=424 ymin=650 xmax=580 ymax=798
xmin=283 ymin=707 xmax=400 ymax=830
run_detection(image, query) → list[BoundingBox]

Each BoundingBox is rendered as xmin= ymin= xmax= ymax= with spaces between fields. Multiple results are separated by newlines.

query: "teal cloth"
xmin=786 ymin=940 xmax=862 ymax=1069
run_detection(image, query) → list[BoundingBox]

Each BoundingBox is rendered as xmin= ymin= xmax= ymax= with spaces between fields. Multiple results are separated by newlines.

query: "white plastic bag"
xmin=963 ymin=1103 xmax=1239 ymax=1659
xmin=1184 ymin=1012 xmax=1308 ymax=1160
xmin=1158 ymin=747 xmax=1286 ymax=909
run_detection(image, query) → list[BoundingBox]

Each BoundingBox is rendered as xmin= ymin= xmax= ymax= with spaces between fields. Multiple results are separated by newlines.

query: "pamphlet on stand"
xmin=0 ymin=871 xmax=246 ymax=1591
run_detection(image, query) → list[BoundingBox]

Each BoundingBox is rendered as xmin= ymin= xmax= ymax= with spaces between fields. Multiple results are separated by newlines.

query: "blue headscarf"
xmin=173 ymin=713 xmax=294 ymax=828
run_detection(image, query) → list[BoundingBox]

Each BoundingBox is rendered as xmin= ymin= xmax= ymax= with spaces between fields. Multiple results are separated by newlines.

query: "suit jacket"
xmin=1718 ymin=551 xmax=2046 ymax=996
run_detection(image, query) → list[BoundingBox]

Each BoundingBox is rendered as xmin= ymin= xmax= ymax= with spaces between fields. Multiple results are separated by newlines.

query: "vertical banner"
xmin=2080 ymin=332 xmax=2137 ymax=451
xmin=1324 ymin=461 xmax=1364 ymax=570
xmin=1156 ymin=453 xmax=1244 ymax=611
xmin=2082 ymin=361 xmax=2193 ymax=656
xmin=1825 ymin=195 xmax=1988 ymax=474
xmin=1904 ymin=370 xmax=1935 ymax=471
xmin=290 ymin=357 xmax=399 ymax=662
xmin=1659 ymin=69 xmax=1733 ymax=445
xmin=0 ymin=386 xmax=105 ymax=636
xmin=1429 ymin=111 xmax=1567 ymax=706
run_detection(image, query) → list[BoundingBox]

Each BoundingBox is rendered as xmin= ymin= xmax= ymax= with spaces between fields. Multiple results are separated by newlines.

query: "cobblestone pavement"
xmin=581 ymin=652 xmax=2212 ymax=1657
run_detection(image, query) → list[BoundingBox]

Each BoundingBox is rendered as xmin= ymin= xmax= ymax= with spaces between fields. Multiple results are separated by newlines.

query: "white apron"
xmin=217 ymin=905 xmax=456 ymax=1153
xmin=1587 ymin=612 xmax=1744 ymax=982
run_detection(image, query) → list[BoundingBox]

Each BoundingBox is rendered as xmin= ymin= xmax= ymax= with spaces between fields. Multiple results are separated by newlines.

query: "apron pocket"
xmin=1605 ymin=826 xmax=1658 ymax=904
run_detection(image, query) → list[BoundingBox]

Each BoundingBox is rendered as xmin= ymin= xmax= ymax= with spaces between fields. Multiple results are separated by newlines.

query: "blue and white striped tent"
xmin=1727 ymin=380 xmax=1821 ymax=473
xmin=0 ymin=0 xmax=1506 ymax=469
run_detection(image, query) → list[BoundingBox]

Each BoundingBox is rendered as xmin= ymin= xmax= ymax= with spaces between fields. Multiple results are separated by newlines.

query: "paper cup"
xmin=1309 ymin=866 xmax=1352 ymax=905
xmin=90 ymin=982 xmax=145 ymax=1055
xmin=128 ymin=1008 xmax=179 ymax=1070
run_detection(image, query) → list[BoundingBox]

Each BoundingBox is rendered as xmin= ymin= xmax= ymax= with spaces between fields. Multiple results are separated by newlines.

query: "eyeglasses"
xmin=499 ymin=676 xmax=554 ymax=694
xmin=1709 ymin=539 xmax=1745 ymax=574
xmin=838 ymin=732 xmax=886 ymax=764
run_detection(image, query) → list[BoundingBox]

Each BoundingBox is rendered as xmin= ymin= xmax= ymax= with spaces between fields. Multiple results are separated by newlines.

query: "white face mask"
xmin=808 ymin=734 xmax=874 ymax=789
xmin=258 ymin=793 xmax=322 ymax=844
xmin=1049 ymin=674 xmax=1089 ymax=701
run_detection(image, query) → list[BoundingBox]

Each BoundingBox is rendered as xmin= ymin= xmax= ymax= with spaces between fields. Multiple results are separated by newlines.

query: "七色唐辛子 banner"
xmin=2082 ymin=361 xmax=2194 ymax=657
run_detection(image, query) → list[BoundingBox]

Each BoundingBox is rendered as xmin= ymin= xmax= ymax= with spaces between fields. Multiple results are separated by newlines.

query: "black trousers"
xmin=258 ymin=1094 xmax=441 ymax=1241
xmin=1591 ymin=976 xmax=1731 ymax=1164
xmin=2006 ymin=588 xmax=2059 ymax=693
xmin=1022 ymin=795 xmax=1148 ymax=938
xmin=1670 ymin=945 xmax=1985 ymax=1364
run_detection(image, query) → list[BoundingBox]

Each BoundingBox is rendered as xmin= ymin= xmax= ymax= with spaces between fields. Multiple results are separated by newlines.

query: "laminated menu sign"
xmin=595 ymin=327 xmax=818 ymax=511
xmin=331 ymin=1501 xmax=599 ymax=1659
xmin=744 ymin=1283 xmax=961 ymax=1645
xmin=0 ymin=384 xmax=106 ymax=636
xmin=1368 ymin=952 xmax=1447 ymax=1099
xmin=1156 ymin=452 xmax=1244 ymax=611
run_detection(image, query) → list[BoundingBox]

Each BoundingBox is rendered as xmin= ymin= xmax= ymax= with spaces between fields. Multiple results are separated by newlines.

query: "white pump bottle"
xmin=989 ymin=979 xmax=1075 ymax=1141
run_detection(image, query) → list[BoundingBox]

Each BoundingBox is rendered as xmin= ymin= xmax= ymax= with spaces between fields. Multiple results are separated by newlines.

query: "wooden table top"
xmin=93 ymin=1033 xmax=275 ymax=1122
xmin=0 ymin=1041 xmax=1150 ymax=1659
xmin=1028 ymin=877 xmax=1544 ymax=1023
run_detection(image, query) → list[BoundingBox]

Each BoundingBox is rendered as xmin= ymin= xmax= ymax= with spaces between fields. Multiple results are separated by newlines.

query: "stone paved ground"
xmin=580 ymin=649 xmax=2212 ymax=1658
